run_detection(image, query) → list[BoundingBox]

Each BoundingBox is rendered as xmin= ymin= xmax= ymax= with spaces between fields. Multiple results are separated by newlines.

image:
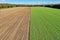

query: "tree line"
xmin=0 ymin=3 xmax=60 ymax=9
xmin=0 ymin=4 xmax=16 ymax=8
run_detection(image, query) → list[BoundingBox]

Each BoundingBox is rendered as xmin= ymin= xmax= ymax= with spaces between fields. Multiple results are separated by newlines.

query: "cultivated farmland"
xmin=0 ymin=7 xmax=30 ymax=40
xmin=30 ymin=7 xmax=60 ymax=40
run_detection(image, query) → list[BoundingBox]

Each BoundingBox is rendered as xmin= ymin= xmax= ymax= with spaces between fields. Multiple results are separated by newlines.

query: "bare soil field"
xmin=0 ymin=7 xmax=30 ymax=40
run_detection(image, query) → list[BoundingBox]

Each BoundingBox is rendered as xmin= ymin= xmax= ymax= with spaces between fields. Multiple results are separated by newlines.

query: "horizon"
xmin=0 ymin=0 xmax=60 ymax=4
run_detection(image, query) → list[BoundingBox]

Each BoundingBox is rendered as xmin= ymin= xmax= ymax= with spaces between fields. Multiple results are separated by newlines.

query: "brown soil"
xmin=0 ymin=7 xmax=30 ymax=40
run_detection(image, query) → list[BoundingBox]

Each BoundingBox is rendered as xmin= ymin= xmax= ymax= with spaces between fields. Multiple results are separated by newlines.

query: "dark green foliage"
xmin=0 ymin=4 xmax=17 ymax=8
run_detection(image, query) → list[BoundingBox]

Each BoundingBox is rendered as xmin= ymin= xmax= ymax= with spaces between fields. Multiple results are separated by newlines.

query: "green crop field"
xmin=30 ymin=7 xmax=60 ymax=40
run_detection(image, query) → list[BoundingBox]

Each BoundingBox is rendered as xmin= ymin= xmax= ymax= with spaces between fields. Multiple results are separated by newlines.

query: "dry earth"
xmin=0 ymin=7 xmax=30 ymax=40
